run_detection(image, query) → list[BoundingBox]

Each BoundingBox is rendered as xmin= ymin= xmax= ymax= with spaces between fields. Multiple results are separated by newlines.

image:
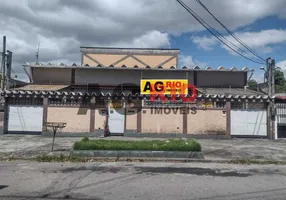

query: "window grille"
xmin=143 ymin=99 xmax=196 ymax=108
xmin=231 ymin=102 xmax=245 ymax=109
xmin=247 ymin=102 xmax=266 ymax=109
xmin=215 ymin=102 xmax=226 ymax=108
xmin=9 ymin=98 xmax=43 ymax=106
xmin=48 ymin=98 xmax=90 ymax=106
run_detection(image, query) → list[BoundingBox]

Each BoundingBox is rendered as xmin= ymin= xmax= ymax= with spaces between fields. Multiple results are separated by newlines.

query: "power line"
xmin=176 ymin=0 xmax=265 ymax=65
xmin=177 ymin=0 xmax=264 ymax=64
xmin=196 ymin=0 xmax=266 ymax=62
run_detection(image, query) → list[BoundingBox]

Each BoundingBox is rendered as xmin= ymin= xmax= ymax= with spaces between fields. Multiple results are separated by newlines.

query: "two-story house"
xmin=1 ymin=47 xmax=271 ymax=138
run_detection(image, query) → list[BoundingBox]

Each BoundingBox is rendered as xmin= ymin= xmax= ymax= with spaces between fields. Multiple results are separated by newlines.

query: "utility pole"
xmin=271 ymin=59 xmax=275 ymax=96
xmin=266 ymin=57 xmax=271 ymax=96
xmin=6 ymin=50 xmax=12 ymax=90
xmin=1 ymin=36 xmax=6 ymax=90
xmin=266 ymin=58 xmax=273 ymax=139
xmin=271 ymin=59 xmax=276 ymax=140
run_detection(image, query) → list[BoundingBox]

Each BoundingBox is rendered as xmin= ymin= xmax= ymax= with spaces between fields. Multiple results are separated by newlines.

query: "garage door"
xmin=8 ymin=105 xmax=43 ymax=134
xmin=231 ymin=110 xmax=267 ymax=136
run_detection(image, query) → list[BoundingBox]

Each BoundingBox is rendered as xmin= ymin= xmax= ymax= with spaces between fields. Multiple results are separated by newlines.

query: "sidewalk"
xmin=1 ymin=135 xmax=286 ymax=161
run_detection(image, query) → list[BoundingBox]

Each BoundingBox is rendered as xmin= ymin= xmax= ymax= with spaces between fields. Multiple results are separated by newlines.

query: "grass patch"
xmin=73 ymin=139 xmax=201 ymax=152
xmin=32 ymin=154 xmax=89 ymax=162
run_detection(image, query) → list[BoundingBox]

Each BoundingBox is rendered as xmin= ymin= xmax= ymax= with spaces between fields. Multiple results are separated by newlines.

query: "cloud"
xmin=111 ymin=31 xmax=170 ymax=48
xmin=0 ymin=0 xmax=285 ymax=81
xmin=191 ymin=35 xmax=218 ymax=51
xmin=179 ymin=55 xmax=207 ymax=68
xmin=277 ymin=60 xmax=286 ymax=78
xmin=251 ymin=70 xmax=265 ymax=83
xmin=191 ymin=29 xmax=286 ymax=55
xmin=277 ymin=60 xmax=286 ymax=69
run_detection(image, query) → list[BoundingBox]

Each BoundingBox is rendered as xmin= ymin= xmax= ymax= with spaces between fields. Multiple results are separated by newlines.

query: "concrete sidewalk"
xmin=1 ymin=135 xmax=286 ymax=161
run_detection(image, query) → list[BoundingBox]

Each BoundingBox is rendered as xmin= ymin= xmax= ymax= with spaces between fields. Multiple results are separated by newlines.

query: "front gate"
xmin=276 ymin=103 xmax=286 ymax=138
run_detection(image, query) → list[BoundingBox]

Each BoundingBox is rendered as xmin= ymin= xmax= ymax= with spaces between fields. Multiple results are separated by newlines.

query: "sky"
xmin=0 ymin=0 xmax=286 ymax=82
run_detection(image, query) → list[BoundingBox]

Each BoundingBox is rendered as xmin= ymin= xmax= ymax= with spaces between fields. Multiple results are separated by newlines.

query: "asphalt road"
xmin=1 ymin=161 xmax=286 ymax=200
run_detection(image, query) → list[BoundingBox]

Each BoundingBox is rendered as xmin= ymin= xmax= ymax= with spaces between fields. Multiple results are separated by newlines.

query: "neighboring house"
xmin=0 ymin=47 xmax=272 ymax=139
xmin=274 ymin=93 xmax=286 ymax=139
xmin=257 ymin=82 xmax=269 ymax=94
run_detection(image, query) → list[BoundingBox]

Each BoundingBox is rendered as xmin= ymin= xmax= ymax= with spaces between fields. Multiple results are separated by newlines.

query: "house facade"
xmin=1 ymin=47 xmax=274 ymax=138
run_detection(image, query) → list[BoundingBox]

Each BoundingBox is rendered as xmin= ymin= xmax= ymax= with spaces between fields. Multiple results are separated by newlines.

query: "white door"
xmin=108 ymin=108 xmax=125 ymax=134
xmin=231 ymin=110 xmax=267 ymax=136
xmin=8 ymin=105 xmax=43 ymax=133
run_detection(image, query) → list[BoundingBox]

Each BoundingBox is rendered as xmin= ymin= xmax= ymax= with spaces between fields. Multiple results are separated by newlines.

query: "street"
xmin=0 ymin=161 xmax=286 ymax=200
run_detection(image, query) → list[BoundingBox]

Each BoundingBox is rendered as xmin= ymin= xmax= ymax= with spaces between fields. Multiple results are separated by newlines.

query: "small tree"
xmin=274 ymin=70 xmax=286 ymax=93
xmin=248 ymin=79 xmax=258 ymax=90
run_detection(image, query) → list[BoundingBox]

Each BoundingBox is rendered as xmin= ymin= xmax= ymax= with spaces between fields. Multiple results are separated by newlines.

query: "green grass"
xmin=33 ymin=154 xmax=89 ymax=162
xmin=73 ymin=138 xmax=201 ymax=152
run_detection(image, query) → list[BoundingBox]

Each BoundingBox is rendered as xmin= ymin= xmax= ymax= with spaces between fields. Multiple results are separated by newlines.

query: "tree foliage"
xmin=248 ymin=79 xmax=258 ymax=90
xmin=274 ymin=70 xmax=286 ymax=93
xmin=248 ymin=69 xmax=286 ymax=93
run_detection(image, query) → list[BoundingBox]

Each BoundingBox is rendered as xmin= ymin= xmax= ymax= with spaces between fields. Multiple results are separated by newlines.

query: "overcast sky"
xmin=0 ymin=0 xmax=286 ymax=82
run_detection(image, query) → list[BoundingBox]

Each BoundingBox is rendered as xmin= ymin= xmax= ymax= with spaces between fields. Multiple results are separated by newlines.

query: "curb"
xmin=70 ymin=150 xmax=204 ymax=159
xmin=2 ymin=156 xmax=286 ymax=165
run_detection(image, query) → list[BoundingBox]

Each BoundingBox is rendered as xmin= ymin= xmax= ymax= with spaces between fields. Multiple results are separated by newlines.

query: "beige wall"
xmin=83 ymin=54 xmax=126 ymax=66
xmin=141 ymin=108 xmax=183 ymax=133
xmin=47 ymin=107 xmax=90 ymax=132
xmin=83 ymin=54 xmax=177 ymax=68
xmin=126 ymin=109 xmax=137 ymax=130
xmin=187 ymin=110 xmax=226 ymax=135
xmin=116 ymin=56 xmax=145 ymax=68
xmin=135 ymin=55 xmax=177 ymax=68
xmin=95 ymin=108 xmax=106 ymax=130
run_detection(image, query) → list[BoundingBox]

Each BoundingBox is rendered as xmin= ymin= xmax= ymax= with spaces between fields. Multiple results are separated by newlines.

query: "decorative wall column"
xmin=42 ymin=97 xmax=48 ymax=133
xmin=90 ymin=97 xmax=96 ymax=132
xmin=137 ymin=104 xmax=142 ymax=133
xmin=226 ymin=101 xmax=231 ymax=136
xmin=183 ymin=107 xmax=187 ymax=134
xmin=3 ymin=98 xmax=9 ymax=135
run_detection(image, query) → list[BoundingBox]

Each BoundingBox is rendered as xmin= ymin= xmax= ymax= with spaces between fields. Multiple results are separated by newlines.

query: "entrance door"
xmin=8 ymin=105 xmax=43 ymax=134
xmin=108 ymin=107 xmax=125 ymax=135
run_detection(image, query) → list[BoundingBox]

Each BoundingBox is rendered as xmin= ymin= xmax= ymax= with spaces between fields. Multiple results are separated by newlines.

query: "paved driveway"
xmin=1 ymin=135 xmax=286 ymax=161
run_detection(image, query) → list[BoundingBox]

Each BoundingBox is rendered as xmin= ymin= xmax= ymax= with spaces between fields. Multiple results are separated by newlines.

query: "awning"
xmin=1 ymin=90 xmax=271 ymax=102
xmin=197 ymin=87 xmax=265 ymax=96
xmin=16 ymin=84 xmax=70 ymax=91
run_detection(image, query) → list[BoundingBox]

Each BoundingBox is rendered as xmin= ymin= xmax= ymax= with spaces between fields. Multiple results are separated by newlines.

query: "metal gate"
xmin=276 ymin=103 xmax=286 ymax=138
xmin=231 ymin=110 xmax=267 ymax=137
